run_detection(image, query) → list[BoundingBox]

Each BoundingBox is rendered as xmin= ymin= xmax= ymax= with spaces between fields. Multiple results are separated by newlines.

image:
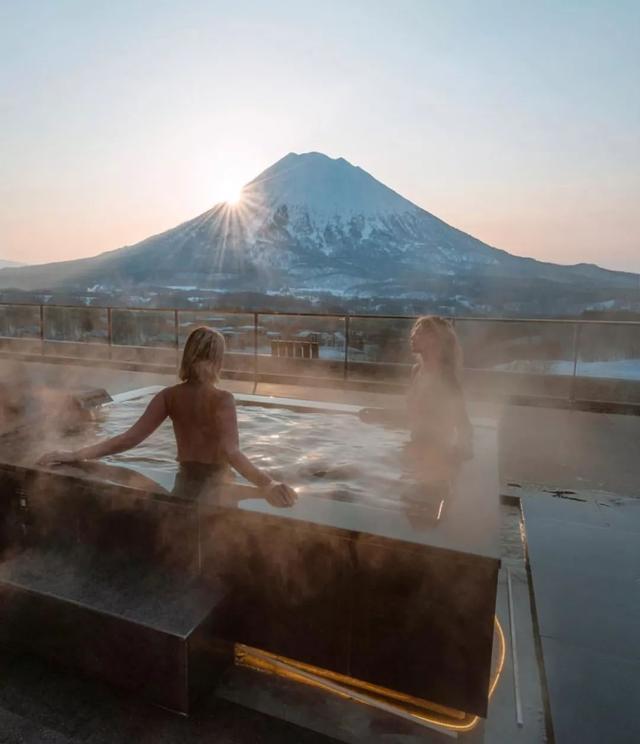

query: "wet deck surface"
xmin=499 ymin=405 xmax=640 ymax=498
xmin=522 ymin=492 xmax=640 ymax=744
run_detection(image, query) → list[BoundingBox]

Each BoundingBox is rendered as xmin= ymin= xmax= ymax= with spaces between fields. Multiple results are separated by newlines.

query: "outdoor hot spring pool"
xmin=94 ymin=389 xmax=423 ymax=508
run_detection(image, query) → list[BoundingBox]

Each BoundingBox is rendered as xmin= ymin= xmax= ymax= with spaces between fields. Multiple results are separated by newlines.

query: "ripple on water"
xmin=99 ymin=398 xmax=414 ymax=503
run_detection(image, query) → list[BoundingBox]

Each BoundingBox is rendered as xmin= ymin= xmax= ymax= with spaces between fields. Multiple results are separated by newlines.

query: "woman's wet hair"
xmin=412 ymin=315 xmax=463 ymax=387
xmin=179 ymin=326 xmax=226 ymax=384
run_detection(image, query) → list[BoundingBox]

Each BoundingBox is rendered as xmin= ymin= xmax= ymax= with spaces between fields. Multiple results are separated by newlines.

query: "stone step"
xmin=0 ymin=546 xmax=230 ymax=714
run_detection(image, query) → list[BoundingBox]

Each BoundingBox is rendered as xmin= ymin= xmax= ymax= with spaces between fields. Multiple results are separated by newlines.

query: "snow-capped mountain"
xmin=0 ymin=152 xmax=637 ymax=313
xmin=0 ymin=259 xmax=26 ymax=270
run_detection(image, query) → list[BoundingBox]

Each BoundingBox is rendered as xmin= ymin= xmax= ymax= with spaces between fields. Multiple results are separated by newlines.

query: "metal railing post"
xmin=174 ymin=309 xmax=179 ymax=372
xmin=344 ymin=315 xmax=350 ymax=381
xmin=253 ymin=312 xmax=259 ymax=394
xmin=39 ymin=305 xmax=44 ymax=357
xmin=107 ymin=307 xmax=113 ymax=360
xmin=569 ymin=322 xmax=582 ymax=403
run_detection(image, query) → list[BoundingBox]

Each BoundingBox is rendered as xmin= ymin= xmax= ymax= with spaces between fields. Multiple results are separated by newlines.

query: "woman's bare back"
xmin=164 ymin=381 xmax=237 ymax=465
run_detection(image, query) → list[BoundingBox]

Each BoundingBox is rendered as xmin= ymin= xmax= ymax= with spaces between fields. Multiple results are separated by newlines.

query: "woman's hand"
xmin=37 ymin=450 xmax=79 ymax=467
xmin=358 ymin=407 xmax=379 ymax=424
xmin=264 ymin=481 xmax=297 ymax=508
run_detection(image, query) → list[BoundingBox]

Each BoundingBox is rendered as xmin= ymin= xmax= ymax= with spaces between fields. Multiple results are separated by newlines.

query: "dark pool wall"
xmin=0 ymin=464 xmax=230 ymax=714
xmin=202 ymin=508 xmax=498 ymax=717
xmin=0 ymin=465 xmax=200 ymax=571
xmin=0 ymin=463 xmax=499 ymax=718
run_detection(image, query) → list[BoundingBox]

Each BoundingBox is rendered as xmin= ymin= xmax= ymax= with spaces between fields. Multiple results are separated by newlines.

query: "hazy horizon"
xmin=2 ymin=1 xmax=639 ymax=273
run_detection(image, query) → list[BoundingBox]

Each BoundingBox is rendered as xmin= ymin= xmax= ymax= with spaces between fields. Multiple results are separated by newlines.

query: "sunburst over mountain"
xmin=1 ymin=152 xmax=637 ymax=313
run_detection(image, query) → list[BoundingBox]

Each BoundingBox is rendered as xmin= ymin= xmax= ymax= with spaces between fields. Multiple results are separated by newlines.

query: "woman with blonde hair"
xmin=407 ymin=315 xmax=473 ymax=461
xmin=360 ymin=315 xmax=472 ymax=476
xmin=39 ymin=326 xmax=296 ymax=506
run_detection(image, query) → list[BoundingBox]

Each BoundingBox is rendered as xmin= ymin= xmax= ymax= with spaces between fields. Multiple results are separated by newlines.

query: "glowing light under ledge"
xmin=235 ymin=616 xmax=506 ymax=735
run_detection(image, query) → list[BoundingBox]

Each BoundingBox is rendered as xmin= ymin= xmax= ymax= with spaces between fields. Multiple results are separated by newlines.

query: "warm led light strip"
xmin=235 ymin=616 xmax=506 ymax=736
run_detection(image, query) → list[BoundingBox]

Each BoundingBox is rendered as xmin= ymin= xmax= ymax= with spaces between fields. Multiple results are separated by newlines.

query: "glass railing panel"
xmin=346 ymin=316 xmax=414 ymax=387
xmin=0 ymin=304 xmax=41 ymax=354
xmin=256 ymin=313 xmax=346 ymax=387
xmin=42 ymin=306 xmax=109 ymax=358
xmin=573 ymin=322 xmax=640 ymax=404
xmin=455 ymin=318 xmax=577 ymax=401
xmin=0 ymin=305 xmax=40 ymax=338
xmin=110 ymin=308 xmax=176 ymax=365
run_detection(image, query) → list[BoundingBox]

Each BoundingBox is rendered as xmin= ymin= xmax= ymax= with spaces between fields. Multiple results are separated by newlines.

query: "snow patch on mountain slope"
xmin=243 ymin=152 xmax=417 ymax=220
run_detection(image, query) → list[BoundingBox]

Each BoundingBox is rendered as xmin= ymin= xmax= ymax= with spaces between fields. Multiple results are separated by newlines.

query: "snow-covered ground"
xmin=494 ymin=358 xmax=640 ymax=381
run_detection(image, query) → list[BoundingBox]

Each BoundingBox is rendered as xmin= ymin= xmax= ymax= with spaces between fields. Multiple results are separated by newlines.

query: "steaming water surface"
xmin=98 ymin=394 xmax=419 ymax=508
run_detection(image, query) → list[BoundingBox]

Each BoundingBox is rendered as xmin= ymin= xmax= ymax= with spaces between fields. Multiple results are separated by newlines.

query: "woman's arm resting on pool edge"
xmin=38 ymin=390 xmax=168 ymax=465
xmin=217 ymin=393 xmax=297 ymax=506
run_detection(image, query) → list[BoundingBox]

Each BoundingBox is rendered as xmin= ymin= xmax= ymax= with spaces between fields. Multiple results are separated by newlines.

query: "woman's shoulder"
xmin=210 ymin=388 xmax=236 ymax=421
xmin=158 ymin=383 xmax=178 ymax=412
xmin=214 ymin=387 xmax=235 ymax=405
xmin=161 ymin=382 xmax=184 ymax=399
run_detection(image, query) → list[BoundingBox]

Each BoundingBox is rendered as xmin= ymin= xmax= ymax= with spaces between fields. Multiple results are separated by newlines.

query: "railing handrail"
xmin=1 ymin=301 xmax=640 ymax=326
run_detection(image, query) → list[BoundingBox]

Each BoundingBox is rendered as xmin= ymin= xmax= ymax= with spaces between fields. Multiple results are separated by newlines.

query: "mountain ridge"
xmin=0 ymin=259 xmax=27 ymax=270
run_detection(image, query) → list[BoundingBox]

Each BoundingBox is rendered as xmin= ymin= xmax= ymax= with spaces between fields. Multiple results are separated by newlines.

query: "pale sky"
xmin=1 ymin=0 xmax=639 ymax=271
